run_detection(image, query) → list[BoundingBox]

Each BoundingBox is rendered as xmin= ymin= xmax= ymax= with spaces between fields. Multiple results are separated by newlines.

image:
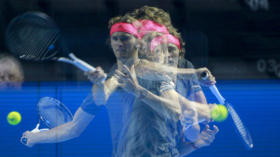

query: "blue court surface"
xmin=0 ymin=80 xmax=279 ymax=157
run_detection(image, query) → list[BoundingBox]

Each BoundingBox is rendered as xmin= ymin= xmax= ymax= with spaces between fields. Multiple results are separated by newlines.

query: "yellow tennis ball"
xmin=211 ymin=105 xmax=228 ymax=122
xmin=7 ymin=111 xmax=22 ymax=125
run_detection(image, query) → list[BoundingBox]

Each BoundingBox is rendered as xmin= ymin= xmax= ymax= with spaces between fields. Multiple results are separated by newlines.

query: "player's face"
xmin=141 ymin=32 xmax=166 ymax=63
xmin=166 ymin=43 xmax=180 ymax=67
xmin=110 ymin=32 xmax=138 ymax=60
xmin=150 ymin=43 xmax=168 ymax=64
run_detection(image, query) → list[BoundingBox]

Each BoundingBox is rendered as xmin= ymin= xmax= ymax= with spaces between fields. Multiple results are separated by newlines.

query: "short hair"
xmin=0 ymin=54 xmax=24 ymax=87
xmin=127 ymin=6 xmax=186 ymax=57
xmin=108 ymin=14 xmax=137 ymax=29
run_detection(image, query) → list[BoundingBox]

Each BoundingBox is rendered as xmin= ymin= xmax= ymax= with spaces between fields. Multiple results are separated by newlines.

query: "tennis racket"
xmin=21 ymin=97 xmax=73 ymax=144
xmin=5 ymin=12 xmax=96 ymax=72
xmin=202 ymin=72 xmax=254 ymax=149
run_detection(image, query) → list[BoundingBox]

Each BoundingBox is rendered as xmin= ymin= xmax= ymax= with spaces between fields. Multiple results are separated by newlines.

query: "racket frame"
xmin=21 ymin=97 xmax=73 ymax=145
xmin=209 ymin=85 xmax=254 ymax=149
xmin=6 ymin=12 xmax=99 ymax=73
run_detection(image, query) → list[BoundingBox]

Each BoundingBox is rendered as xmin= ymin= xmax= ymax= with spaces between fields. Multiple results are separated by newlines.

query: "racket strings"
xmin=227 ymin=104 xmax=253 ymax=147
xmin=228 ymin=106 xmax=246 ymax=136
xmin=6 ymin=12 xmax=61 ymax=61
xmin=41 ymin=32 xmax=60 ymax=60
xmin=38 ymin=97 xmax=73 ymax=128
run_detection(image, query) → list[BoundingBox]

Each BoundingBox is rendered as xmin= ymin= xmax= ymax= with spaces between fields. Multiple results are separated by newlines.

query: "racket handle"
xmin=68 ymin=53 xmax=107 ymax=83
xmin=21 ymin=126 xmax=39 ymax=145
xmin=201 ymin=71 xmax=209 ymax=80
xmin=21 ymin=129 xmax=49 ymax=145
xmin=209 ymin=85 xmax=226 ymax=104
xmin=21 ymin=137 xmax=28 ymax=145
xmin=200 ymin=71 xmax=225 ymax=104
xmin=58 ymin=53 xmax=107 ymax=82
xmin=58 ymin=54 xmax=96 ymax=72
xmin=21 ymin=124 xmax=49 ymax=145
xmin=31 ymin=123 xmax=40 ymax=133
xmin=31 ymin=123 xmax=49 ymax=133
xmin=68 ymin=53 xmax=97 ymax=72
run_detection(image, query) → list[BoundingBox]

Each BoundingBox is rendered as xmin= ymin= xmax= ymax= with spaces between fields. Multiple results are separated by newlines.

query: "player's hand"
xmin=20 ymin=131 xmax=36 ymax=147
xmin=195 ymin=68 xmax=216 ymax=87
xmin=193 ymin=124 xmax=219 ymax=148
xmin=115 ymin=64 xmax=140 ymax=95
xmin=84 ymin=66 xmax=107 ymax=85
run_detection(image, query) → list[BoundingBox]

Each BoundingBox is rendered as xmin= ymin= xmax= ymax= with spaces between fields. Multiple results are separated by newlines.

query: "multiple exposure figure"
xmin=21 ymin=6 xmax=219 ymax=157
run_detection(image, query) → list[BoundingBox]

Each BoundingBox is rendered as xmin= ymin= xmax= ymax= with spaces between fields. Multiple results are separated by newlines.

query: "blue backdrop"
xmin=0 ymin=80 xmax=279 ymax=157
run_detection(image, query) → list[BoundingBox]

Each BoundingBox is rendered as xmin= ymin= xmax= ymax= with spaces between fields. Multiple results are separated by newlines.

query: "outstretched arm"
xmin=21 ymin=107 xmax=95 ymax=147
xmin=135 ymin=59 xmax=214 ymax=84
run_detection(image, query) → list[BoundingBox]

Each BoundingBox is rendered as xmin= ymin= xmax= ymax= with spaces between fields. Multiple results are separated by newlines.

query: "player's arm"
xmin=160 ymin=85 xmax=213 ymax=122
xmin=182 ymin=60 xmax=212 ymax=105
xmin=159 ymin=79 xmax=214 ymax=142
xmin=135 ymin=59 xmax=194 ymax=80
xmin=160 ymin=87 xmax=201 ymax=142
xmin=91 ymin=76 xmax=119 ymax=105
xmin=187 ymin=71 xmax=212 ymax=105
xmin=21 ymin=94 xmax=102 ymax=147
xmin=178 ymin=93 xmax=214 ymax=121
xmin=21 ymin=107 xmax=95 ymax=147
xmin=85 ymin=66 xmax=118 ymax=105
xmin=135 ymin=59 xmax=213 ymax=82
xmin=178 ymin=92 xmax=217 ymax=142
xmin=189 ymin=90 xmax=207 ymax=104
xmin=135 ymin=84 xmax=181 ymax=114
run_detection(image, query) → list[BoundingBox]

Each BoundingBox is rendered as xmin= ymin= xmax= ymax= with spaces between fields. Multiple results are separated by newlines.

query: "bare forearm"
xmin=32 ymin=122 xmax=80 ymax=144
xmin=92 ymin=84 xmax=107 ymax=105
xmin=189 ymin=91 xmax=207 ymax=104
xmin=160 ymin=89 xmax=210 ymax=121
xmin=92 ymin=77 xmax=118 ymax=105
xmin=177 ymin=94 xmax=210 ymax=121
xmin=136 ymin=86 xmax=181 ymax=114
xmin=136 ymin=60 xmax=196 ymax=80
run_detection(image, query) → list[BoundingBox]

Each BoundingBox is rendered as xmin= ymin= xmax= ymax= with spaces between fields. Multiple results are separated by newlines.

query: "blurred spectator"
xmin=0 ymin=53 xmax=24 ymax=89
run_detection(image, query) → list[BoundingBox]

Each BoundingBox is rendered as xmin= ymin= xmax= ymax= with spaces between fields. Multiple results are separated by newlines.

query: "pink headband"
xmin=110 ymin=22 xmax=139 ymax=38
xmin=150 ymin=34 xmax=181 ymax=52
xmin=137 ymin=19 xmax=169 ymax=38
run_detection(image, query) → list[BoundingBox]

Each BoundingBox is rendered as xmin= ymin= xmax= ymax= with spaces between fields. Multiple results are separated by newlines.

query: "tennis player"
xmin=93 ymin=13 xmax=218 ymax=156
xmin=127 ymin=6 xmax=217 ymax=142
xmin=21 ymin=14 xmax=180 ymax=150
xmin=21 ymin=10 xmax=218 ymax=157
xmin=112 ymin=22 xmax=217 ymax=156
xmin=122 ymin=6 xmax=219 ymax=155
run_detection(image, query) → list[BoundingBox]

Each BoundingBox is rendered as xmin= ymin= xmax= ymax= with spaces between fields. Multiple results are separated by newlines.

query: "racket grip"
xmin=21 ymin=137 xmax=28 ymax=145
xmin=209 ymin=85 xmax=226 ymax=104
xmin=58 ymin=53 xmax=97 ymax=72
xmin=58 ymin=53 xmax=107 ymax=82
xmin=70 ymin=58 xmax=97 ymax=72
xmin=200 ymin=71 xmax=225 ymax=104
xmin=21 ymin=128 xmax=49 ymax=145
xmin=201 ymin=71 xmax=208 ymax=80
xmin=69 ymin=53 xmax=107 ymax=82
